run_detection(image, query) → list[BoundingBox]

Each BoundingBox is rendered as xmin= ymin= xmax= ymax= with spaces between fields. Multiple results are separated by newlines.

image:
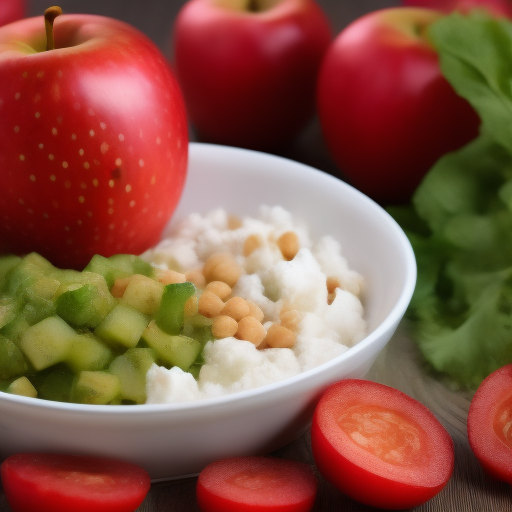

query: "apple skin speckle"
xmin=0 ymin=13 xmax=189 ymax=269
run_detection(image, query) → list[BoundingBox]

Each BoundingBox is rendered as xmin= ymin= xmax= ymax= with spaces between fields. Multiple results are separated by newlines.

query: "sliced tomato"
xmin=0 ymin=453 xmax=151 ymax=512
xmin=311 ymin=379 xmax=454 ymax=509
xmin=196 ymin=456 xmax=317 ymax=512
xmin=468 ymin=363 xmax=512 ymax=483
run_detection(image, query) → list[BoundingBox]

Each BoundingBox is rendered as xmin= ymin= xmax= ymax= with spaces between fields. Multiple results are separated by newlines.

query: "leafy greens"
xmin=391 ymin=12 xmax=512 ymax=389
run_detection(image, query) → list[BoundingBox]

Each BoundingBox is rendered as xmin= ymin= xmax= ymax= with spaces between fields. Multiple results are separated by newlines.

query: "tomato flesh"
xmin=494 ymin=397 xmax=512 ymax=446
xmin=1 ymin=453 xmax=151 ymax=512
xmin=335 ymin=403 xmax=428 ymax=467
xmin=196 ymin=456 xmax=317 ymax=512
xmin=311 ymin=379 xmax=454 ymax=509
xmin=468 ymin=364 xmax=512 ymax=483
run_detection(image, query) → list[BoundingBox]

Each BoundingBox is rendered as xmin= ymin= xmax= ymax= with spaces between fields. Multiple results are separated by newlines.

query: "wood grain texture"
xmin=2 ymin=1 xmax=510 ymax=511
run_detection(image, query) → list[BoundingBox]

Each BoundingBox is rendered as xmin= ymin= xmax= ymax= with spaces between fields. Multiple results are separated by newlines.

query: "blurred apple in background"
xmin=0 ymin=10 xmax=188 ymax=269
xmin=316 ymin=7 xmax=480 ymax=205
xmin=401 ymin=0 xmax=512 ymax=17
xmin=173 ymin=0 xmax=332 ymax=151
xmin=0 ymin=0 xmax=25 ymax=26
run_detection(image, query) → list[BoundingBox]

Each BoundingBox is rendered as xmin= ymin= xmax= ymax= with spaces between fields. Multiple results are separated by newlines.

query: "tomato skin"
xmin=467 ymin=364 xmax=512 ymax=483
xmin=196 ymin=456 xmax=317 ymax=512
xmin=1 ymin=453 xmax=151 ymax=512
xmin=311 ymin=379 xmax=454 ymax=510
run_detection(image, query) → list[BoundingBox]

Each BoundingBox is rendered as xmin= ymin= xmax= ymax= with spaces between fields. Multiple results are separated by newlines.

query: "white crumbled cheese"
xmin=143 ymin=206 xmax=366 ymax=404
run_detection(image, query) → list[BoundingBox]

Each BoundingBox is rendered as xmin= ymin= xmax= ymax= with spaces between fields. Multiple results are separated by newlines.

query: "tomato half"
xmin=0 ymin=453 xmax=151 ymax=512
xmin=196 ymin=456 xmax=318 ymax=512
xmin=311 ymin=379 xmax=454 ymax=509
xmin=467 ymin=363 xmax=512 ymax=483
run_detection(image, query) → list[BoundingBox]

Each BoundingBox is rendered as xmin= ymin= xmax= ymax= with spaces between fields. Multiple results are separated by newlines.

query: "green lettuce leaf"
xmin=392 ymin=12 xmax=512 ymax=389
xmin=429 ymin=13 xmax=512 ymax=154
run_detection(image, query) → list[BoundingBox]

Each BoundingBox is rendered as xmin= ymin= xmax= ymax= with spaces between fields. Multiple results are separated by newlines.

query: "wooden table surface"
xmin=2 ymin=1 xmax=510 ymax=511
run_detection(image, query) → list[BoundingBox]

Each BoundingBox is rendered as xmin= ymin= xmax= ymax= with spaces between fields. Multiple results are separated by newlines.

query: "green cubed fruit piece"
xmin=55 ymin=271 xmax=117 ymax=320
xmin=187 ymin=313 xmax=214 ymax=328
xmin=19 ymin=316 xmax=76 ymax=371
xmin=52 ymin=268 xmax=83 ymax=285
xmin=56 ymin=284 xmax=116 ymax=329
xmin=1 ymin=314 xmax=30 ymax=342
xmin=187 ymin=364 xmax=201 ymax=380
xmin=0 ymin=335 xmax=28 ymax=379
xmin=187 ymin=325 xmax=214 ymax=345
xmin=109 ymin=348 xmax=155 ymax=404
xmin=7 ymin=376 xmax=37 ymax=398
xmin=6 ymin=253 xmax=56 ymax=296
xmin=122 ymin=274 xmax=164 ymax=316
xmin=55 ymin=271 xmax=112 ymax=295
xmin=53 ymin=268 xmax=111 ymax=288
xmin=27 ymin=276 xmax=61 ymax=301
xmin=22 ymin=253 xmax=55 ymax=272
xmin=71 ymin=371 xmax=121 ymax=405
xmin=142 ymin=320 xmax=202 ymax=371
xmin=155 ymin=282 xmax=196 ymax=335
xmin=5 ymin=261 xmax=43 ymax=298
xmin=83 ymin=255 xmax=131 ymax=289
xmin=94 ymin=304 xmax=150 ymax=349
xmin=183 ymin=314 xmax=214 ymax=345
xmin=22 ymin=296 xmax=56 ymax=326
xmin=108 ymin=254 xmax=155 ymax=278
xmin=0 ymin=255 xmax=22 ymax=293
xmin=0 ymin=296 xmax=21 ymax=329
xmin=0 ymin=254 xmax=22 ymax=274
xmin=36 ymin=367 xmax=74 ymax=402
xmin=66 ymin=333 xmax=113 ymax=373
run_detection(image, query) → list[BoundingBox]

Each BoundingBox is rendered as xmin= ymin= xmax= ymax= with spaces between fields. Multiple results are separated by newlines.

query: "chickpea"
xmin=157 ymin=269 xmax=186 ymax=285
xmin=211 ymin=315 xmax=238 ymax=338
xmin=221 ymin=296 xmax=250 ymax=321
xmin=265 ymin=324 xmax=296 ymax=349
xmin=184 ymin=295 xmax=198 ymax=317
xmin=202 ymin=253 xmax=230 ymax=276
xmin=203 ymin=253 xmax=241 ymax=287
xmin=210 ymin=262 xmax=241 ymax=288
xmin=185 ymin=269 xmax=206 ymax=289
xmin=247 ymin=301 xmax=264 ymax=322
xmin=277 ymin=231 xmax=300 ymax=261
xmin=279 ymin=308 xmax=302 ymax=332
xmin=257 ymin=337 xmax=269 ymax=350
xmin=243 ymin=234 xmax=261 ymax=256
xmin=235 ymin=316 xmax=266 ymax=347
xmin=327 ymin=276 xmax=340 ymax=305
xmin=198 ymin=291 xmax=224 ymax=318
xmin=205 ymin=281 xmax=232 ymax=301
xmin=326 ymin=276 xmax=340 ymax=294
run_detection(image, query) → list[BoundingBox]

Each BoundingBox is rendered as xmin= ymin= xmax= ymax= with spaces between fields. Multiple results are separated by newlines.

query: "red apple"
xmin=0 ymin=0 xmax=24 ymax=27
xmin=316 ymin=7 xmax=480 ymax=205
xmin=402 ymin=0 xmax=512 ymax=18
xmin=173 ymin=0 xmax=332 ymax=151
xmin=0 ymin=10 xmax=188 ymax=269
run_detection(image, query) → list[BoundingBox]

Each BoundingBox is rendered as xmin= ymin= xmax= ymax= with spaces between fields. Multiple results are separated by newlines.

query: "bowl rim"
xmin=0 ymin=143 xmax=417 ymax=415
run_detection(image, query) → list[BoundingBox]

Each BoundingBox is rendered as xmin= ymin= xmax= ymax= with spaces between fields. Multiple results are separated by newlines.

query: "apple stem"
xmin=45 ymin=6 xmax=62 ymax=51
xmin=248 ymin=0 xmax=259 ymax=12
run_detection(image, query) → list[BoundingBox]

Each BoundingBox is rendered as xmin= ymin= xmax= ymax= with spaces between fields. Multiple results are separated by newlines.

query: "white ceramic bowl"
xmin=0 ymin=143 xmax=416 ymax=481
